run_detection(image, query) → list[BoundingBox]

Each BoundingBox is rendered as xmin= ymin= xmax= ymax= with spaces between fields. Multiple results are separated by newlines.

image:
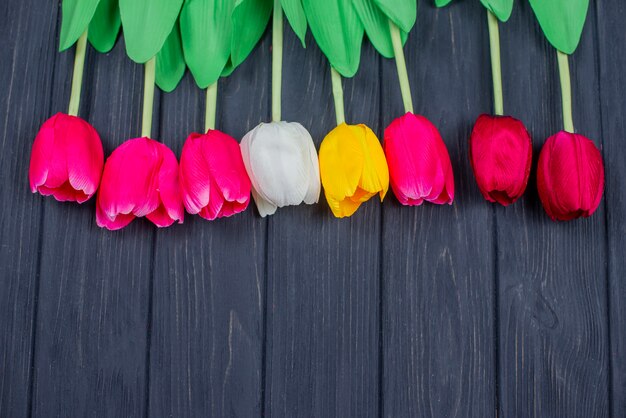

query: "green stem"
xmin=205 ymin=82 xmax=218 ymax=132
xmin=487 ymin=10 xmax=504 ymax=116
xmin=389 ymin=20 xmax=413 ymax=114
xmin=68 ymin=30 xmax=88 ymax=117
xmin=142 ymin=57 xmax=156 ymax=138
xmin=557 ymin=50 xmax=574 ymax=133
xmin=272 ymin=0 xmax=283 ymax=122
xmin=331 ymin=67 xmax=345 ymax=125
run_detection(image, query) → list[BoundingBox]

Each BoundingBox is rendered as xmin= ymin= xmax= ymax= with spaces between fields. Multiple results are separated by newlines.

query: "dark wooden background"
xmin=1 ymin=0 xmax=624 ymax=417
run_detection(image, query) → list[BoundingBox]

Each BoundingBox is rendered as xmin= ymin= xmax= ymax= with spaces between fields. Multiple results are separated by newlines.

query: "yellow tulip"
xmin=319 ymin=123 xmax=389 ymax=218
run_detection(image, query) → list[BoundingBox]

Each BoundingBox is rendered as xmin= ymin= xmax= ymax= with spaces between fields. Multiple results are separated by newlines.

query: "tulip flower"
xmin=384 ymin=113 xmax=454 ymax=206
xmin=319 ymin=123 xmax=389 ymax=218
xmin=29 ymin=113 xmax=104 ymax=203
xmin=240 ymin=122 xmax=321 ymax=217
xmin=537 ymin=131 xmax=604 ymax=221
xmin=469 ymin=114 xmax=531 ymax=206
xmin=179 ymin=130 xmax=251 ymax=220
xmin=96 ymin=137 xmax=184 ymax=230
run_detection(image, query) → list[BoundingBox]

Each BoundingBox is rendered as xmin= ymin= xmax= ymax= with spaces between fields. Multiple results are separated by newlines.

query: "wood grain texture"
xmin=0 ymin=0 xmax=60 ymax=416
xmin=148 ymin=35 xmax=269 ymax=417
xmin=380 ymin=3 xmax=496 ymax=417
xmin=31 ymin=40 xmax=154 ymax=418
xmin=263 ymin=27 xmax=381 ymax=418
xmin=596 ymin=1 xmax=626 ymax=416
xmin=496 ymin=2 xmax=609 ymax=417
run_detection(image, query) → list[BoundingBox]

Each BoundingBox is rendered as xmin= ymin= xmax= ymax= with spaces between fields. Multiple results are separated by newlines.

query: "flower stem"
xmin=331 ymin=67 xmax=345 ymax=125
xmin=205 ymin=81 xmax=218 ymax=132
xmin=389 ymin=20 xmax=413 ymax=114
xmin=557 ymin=50 xmax=574 ymax=133
xmin=487 ymin=10 xmax=504 ymax=116
xmin=272 ymin=0 xmax=283 ymax=122
xmin=141 ymin=57 xmax=156 ymax=138
xmin=68 ymin=30 xmax=88 ymax=117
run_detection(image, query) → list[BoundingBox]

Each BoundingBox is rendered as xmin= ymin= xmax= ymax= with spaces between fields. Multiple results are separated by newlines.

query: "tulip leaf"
xmin=230 ymin=0 xmax=273 ymax=69
xmin=59 ymin=0 xmax=101 ymax=51
xmin=353 ymin=0 xmax=410 ymax=59
xmin=119 ymin=0 xmax=184 ymax=63
xmin=528 ymin=0 xmax=589 ymax=54
xmin=88 ymin=0 xmax=121 ymax=53
xmin=480 ymin=0 xmax=513 ymax=22
xmin=180 ymin=0 xmax=233 ymax=88
xmin=156 ymin=23 xmax=186 ymax=93
xmin=303 ymin=0 xmax=364 ymax=77
xmin=372 ymin=0 xmax=416 ymax=34
xmin=281 ymin=0 xmax=308 ymax=47
xmin=434 ymin=0 xmax=452 ymax=7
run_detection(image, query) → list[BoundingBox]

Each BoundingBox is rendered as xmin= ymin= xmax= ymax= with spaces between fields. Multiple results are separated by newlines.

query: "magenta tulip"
xmin=179 ymin=130 xmax=251 ymax=220
xmin=384 ymin=112 xmax=454 ymax=206
xmin=96 ymin=137 xmax=184 ymax=230
xmin=29 ymin=113 xmax=104 ymax=203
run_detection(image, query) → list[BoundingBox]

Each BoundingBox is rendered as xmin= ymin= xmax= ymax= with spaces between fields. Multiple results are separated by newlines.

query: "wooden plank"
xmin=147 ymin=37 xmax=270 ymax=416
xmin=31 ymin=40 xmax=155 ymax=417
xmin=380 ymin=3 xmax=496 ymax=417
xmin=262 ymin=28 xmax=382 ymax=417
xmin=0 ymin=1 xmax=60 ymax=416
xmin=496 ymin=2 xmax=609 ymax=417
xmin=596 ymin=2 xmax=626 ymax=417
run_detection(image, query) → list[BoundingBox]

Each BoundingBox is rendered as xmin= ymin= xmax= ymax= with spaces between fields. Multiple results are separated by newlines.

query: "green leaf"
xmin=59 ymin=0 xmax=101 ymax=51
xmin=303 ymin=0 xmax=364 ymax=77
xmin=434 ymin=0 xmax=452 ymax=6
xmin=119 ymin=0 xmax=184 ymax=63
xmin=480 ymin=0 xmax=513 ymax=22
xmin=528 ymin=0 xmax=589 ymax=54
xmin=352 ymin=0 xmax=411 ymax=59
xmin=373 ymin=0 xmax=416 ymax=33
xmin=281 ymin=0 xmax=307 ymax=47
xmin=88 ymin=0 xmax=121 ymax=53
xmin=180 ymin=0 xmax=233 ymax=89
xmin=230 ymin=0 xmax=273 ymax=69
xmin=156 ymin=23 xmax=186 ymax=92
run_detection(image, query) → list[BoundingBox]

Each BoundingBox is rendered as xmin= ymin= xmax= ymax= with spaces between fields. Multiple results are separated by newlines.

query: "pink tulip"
xmin=29 ymin=113 xmax=104 ymax=203
xmin=384 ymin=112 xmax=455 ymax=206
xmin=179 ymin=130 xmax=251 ymax=220
xmin=96 ymin=137 xmax=184 ymax=230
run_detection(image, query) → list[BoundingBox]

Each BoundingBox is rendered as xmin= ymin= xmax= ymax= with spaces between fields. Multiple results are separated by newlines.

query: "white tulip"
xmin=240 ymin=121 xmax=321 ymax=217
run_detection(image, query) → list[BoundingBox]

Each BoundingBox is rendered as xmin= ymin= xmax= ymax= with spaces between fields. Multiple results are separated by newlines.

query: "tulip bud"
xmin=319 ymin=123 xmax=389 ymax=217
xmin=96 ymin=137 xmax=184 ymax=230
xmin=469 ymin=114 xmax=532 ymax=206
xmin=240 ymin=122 xmax=321 ymax=217
xmin=29 ymin=113 xmax=104 ymax=203
xmin=179 ymin=130 xmax=251 ymax=220
xmin=383 ymin=113 xmax=454 ymax=206
xmin=537 ymin=131 xmax=604 ymax=221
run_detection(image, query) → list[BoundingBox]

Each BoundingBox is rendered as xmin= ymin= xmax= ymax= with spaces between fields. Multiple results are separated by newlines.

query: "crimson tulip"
xmin=179 ymin=130 xmax=251 ymax=220
xmin=469 ymin=114 xmax=532 ymax=206
xmin=29 ymin=113 xmax=104 ymax=203
xmin=383 ymin=112 xmax=454 ymax=206
xmin=537 ymin=131 xmax=604 ymax=221
xmin=96 ymin=137 xmax=184 ymax=230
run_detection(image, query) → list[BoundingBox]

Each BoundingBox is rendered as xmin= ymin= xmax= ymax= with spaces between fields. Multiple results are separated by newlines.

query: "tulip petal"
xmin=251 ymin=189 xmax=277 ymax=217
xmin=96 ymin=201 xmax=135 ymax=230
xmin=155 ymin=143 xmax=184 ymax=224
xmin=179 ymin=133 xmax=212 ymax=214
xmin=29 ymin=115 xmax=57 ymax=193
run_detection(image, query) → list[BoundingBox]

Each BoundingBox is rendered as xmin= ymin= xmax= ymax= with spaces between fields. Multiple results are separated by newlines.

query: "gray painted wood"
xmin=380 ymin=3 xmax=496 ymax=417
xmin=596 ymin=1 xmax=626 ymax=417
xmin=496 ymin=2 xmax=609 ymax=417
xmin=0 ymin=1 xmax=60 ymax=416
xmin=148 ymin=36 xmax=269 ymax=417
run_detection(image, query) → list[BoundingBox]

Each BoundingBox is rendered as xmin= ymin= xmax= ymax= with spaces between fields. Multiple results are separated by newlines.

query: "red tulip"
xmin=96 ymin=137 xmax=184 ymax=230
xmin=179 ymin=130 xmax=251 ymax=220
xmin=537 ymin=131 xmax=604 ymax=221
xmin=469 ymin=114 xmax=532 ymax=206
xmin=29 ymin=113 xmax=104 ymax=203
xmin=383 ymin=112 xmax=454 ymax=206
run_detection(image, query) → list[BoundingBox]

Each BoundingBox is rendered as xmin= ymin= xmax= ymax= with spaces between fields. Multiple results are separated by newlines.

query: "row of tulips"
xmin=29 ymin=108 xmax=603 ymax=231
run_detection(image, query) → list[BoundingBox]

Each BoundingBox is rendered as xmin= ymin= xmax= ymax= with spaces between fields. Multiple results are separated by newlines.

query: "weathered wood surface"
xmin=0 ymin=0 xmax=622 ymax=417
